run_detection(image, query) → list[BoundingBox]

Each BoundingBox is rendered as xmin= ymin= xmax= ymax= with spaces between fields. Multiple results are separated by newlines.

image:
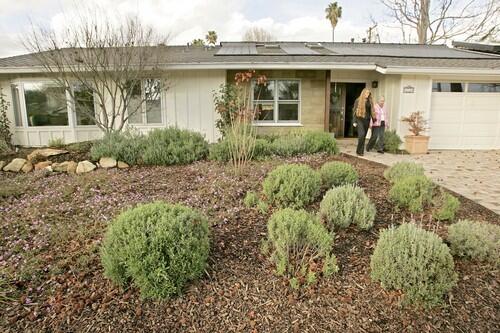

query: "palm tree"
xmin=205 ymin=31 xmax=218 ymax=46
xmin=325 ymin=2 xmax=342 ymax=43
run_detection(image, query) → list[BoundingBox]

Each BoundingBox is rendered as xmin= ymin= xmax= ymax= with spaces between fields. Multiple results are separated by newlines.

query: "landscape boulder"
xmin=117 ymin=161 xmax=129 ymax=169
xmin=34 ymin=161 xmax=52 ymax=170
xmin=66 ymin=161 xmax=78 ymax=174
xmin=76 ymin=161 xmax=96 ymax=174
xmin=27 ymin=148 xmax=68 ymax=162
xmin=99 ymin=157 xmax=117 ymax=169
xmin=21 ymin=161 xmax=33 ymax=173
xmin=3 ymin=158 xmax=27 ymax=172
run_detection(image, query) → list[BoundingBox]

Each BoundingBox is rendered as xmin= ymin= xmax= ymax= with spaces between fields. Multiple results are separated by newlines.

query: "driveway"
xmin=338 ymin=139 xmax=500 ymax=216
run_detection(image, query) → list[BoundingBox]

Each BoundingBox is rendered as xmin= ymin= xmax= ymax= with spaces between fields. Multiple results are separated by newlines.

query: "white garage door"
xmin=430 ymin=84 xmax=500 ymax=149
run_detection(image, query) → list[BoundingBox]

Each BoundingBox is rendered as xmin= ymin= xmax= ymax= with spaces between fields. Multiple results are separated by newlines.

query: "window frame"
xmin=252 ymin=78 xmax=301 ymax=126
xmin=71 ymin=82 xmax=98 ymax=127
xmin=127 ymin=78 xmax=164 ymax=126
xmin=431 ymin=82 xmax=465 ymax=93
xmin=467 ymin=82 xmax=500 ymax=93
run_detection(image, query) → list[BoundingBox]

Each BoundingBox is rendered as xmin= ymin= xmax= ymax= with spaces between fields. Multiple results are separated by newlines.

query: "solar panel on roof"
xmin=280 ymin=44 xmax=319 ymax=55
xmin=216 ymin=43 xmax=257 ymax=55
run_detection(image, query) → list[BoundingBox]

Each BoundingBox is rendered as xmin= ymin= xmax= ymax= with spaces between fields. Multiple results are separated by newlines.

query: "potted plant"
xmin=401 ymin=111 xmax=430 ymax=154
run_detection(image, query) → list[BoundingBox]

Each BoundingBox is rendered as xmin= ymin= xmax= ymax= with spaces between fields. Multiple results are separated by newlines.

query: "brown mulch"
xmin=0 ymin=153 xmax=498 ymax=332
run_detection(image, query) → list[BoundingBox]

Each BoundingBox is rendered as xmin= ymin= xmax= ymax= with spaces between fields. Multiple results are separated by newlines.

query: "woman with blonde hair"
xmin=367 ymin=95 xmax=389 ymax=153
xmin=353 ymin=88 xmax=376 ymax=156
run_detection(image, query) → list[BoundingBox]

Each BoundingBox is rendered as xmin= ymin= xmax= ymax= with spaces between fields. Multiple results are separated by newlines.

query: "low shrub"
xmin=384 ymin=161 xmax=425 ymax=183
xmin=383 ymin=130 xmax=403 ymax=153
xmin=142 ymin=128 xmax=208 ymax=165
xmin=270 ymin=131 xmax=339 ymax=157
xmin=0 ymin=181 xmax=25 ymax=199
xmin=48 ymin=137 xmax=65 ymax=148
xmin=302 ymin=131 xmax=339 ymax=154
xmin=243 ymin=191 xmax=259 ymax=208
xmin=447 ymin=220 xmax=499 ymax=264
xmin=262 ymin=208 xmax=338 ymax=289
xmin=263 ymin=164 xmax=321 ymax=208
xmin=319 ymin=185 xmax=376 ymax=230
xmin=90 ymin=131 xmax=145 ymax=165
xmin=101 ymin=202 xmax=210 ymax=299
xmin=209 ymin=138 xmax=272 ymax=162
xmin=270 ymin=134 xmax=308 ymax=157
xmin=433 ymin=191 xmax=460 ymax=221
xmin=389 ymin=175 xmax=434 ymax=213
xmin=257 ymin=200 xmax=269 ymax=214
xmin=370 ymin=223 xmax=457 ymax=307
xmin=0 ymin=140 xmax=9 ymax=154
xmin=319 ymin=161 xmax=358 ymax=188
xmin=253 ymin=138 xmax=273 ymax=160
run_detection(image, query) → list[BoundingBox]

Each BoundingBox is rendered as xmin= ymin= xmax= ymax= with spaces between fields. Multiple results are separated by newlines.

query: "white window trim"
xmin=127 ymin=79 xmax=165 ymax=126
xmin=432 ymin=81 xmax=500 ymax=94
xmin=252 ymin=79 xmax=302 ymax=126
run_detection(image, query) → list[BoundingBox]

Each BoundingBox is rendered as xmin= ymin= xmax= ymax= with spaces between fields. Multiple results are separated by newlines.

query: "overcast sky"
xmin=0 ymin=0 xmax=408 ymax=57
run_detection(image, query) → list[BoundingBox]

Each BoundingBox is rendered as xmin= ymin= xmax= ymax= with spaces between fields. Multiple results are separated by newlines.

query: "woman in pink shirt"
xmin=367 ymin=96 xmax=389 ymax=153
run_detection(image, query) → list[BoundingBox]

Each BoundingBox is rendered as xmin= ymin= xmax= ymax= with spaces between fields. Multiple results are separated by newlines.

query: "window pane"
xmin=74 ymin=83 xmax=96 ymax=125
xmin=278 ymin=80 xmax=299 ymax=100
xmin=254 ymin=80 xmax=274 ymax=101
xmin=254 ymin=103 xmax=274 ymax=121
xmin=127 ymin=80 xmax=143 ymax=124
xmin=278 ymin=103 xmax=299 ymax=121
xmin=24 ymin=83 xmax=68 ymax=126
xmin=468 ymin=83 xmax=500 ymax=93
xmin=145 ymin=79 xmax=162 ymax=123
xmin=432 ymin=82 xmax=464 ymax=92
xmin=11 ymin=84 xmax=23 ymax=126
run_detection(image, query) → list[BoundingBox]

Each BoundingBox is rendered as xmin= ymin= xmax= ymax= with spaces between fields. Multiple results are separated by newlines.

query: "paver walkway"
xmin=338 ymin=139 xmax=500 ymax=216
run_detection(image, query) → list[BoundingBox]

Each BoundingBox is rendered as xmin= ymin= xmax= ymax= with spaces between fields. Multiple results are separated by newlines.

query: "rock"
xmin=76 ymin=160 xmax=96 ymax=174
xmin=34 ymin=161 xmax=52 ymax=170
xmin=21 ymin=161 xmax=33 ymax=173
xmin=3 ymin=158 xmax=27 ymax=172
xmin=66 ymin=161 xmax=78 ymax=174
xmin=0 ymin=160 xmax=6 ymax=171
xmin=99 ymin=157 xmax=117 ymax=169
xmin=27 ymin=148 xmax=68 ymax=162
xmin=117 ymin=161 xmax=129 ymax=169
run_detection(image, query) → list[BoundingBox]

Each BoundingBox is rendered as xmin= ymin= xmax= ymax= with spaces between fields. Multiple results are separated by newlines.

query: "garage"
xmin=430 ymin=82 xmax=500 ymax=149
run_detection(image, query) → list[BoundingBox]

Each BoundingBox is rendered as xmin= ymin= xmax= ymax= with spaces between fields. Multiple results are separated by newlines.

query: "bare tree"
xmin=242 ymin=27 xmax=275 ymax=42
xmin=23 ymin=8 xmax=168 ymax=133
xmin=381 ymin=0 xmax=500 ymax=44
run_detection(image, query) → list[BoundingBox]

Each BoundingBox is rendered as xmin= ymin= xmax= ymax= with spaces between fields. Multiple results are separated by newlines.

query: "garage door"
xmin=430 ymin=83 xmax=500 ymax=149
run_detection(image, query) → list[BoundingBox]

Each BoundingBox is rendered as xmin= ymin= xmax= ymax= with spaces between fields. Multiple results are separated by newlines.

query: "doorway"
xmin=329 ymin=82 xmax=366 ymax=138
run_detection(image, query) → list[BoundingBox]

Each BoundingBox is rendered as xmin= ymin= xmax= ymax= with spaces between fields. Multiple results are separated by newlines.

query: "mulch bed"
xmin=0 ymin=153 xmax=498 ymax=332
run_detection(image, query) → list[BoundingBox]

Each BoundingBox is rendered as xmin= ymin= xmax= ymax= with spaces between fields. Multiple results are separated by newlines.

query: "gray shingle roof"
xmin=0 ymin=42 xmax=499 ymax=71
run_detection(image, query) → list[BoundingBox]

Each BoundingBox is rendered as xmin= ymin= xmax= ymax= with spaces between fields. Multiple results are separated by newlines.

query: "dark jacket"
xmin=353 ymin=98 xmax=375 ymax=122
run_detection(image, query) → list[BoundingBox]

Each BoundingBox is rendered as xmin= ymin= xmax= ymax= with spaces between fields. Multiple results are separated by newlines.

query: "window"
xmin=128 ymin=79 xmax=162 ymax=125
xmin=10 ymin=84 xmax=23 ymax=126
xmin=24 ymin=82 xmax=68 ymax=126
xmin=468 ymin=83 xmax=500 ymax=93
xmin=432 ymin=82 xmax=464 ymax=92
xmin=73 ymin=83 xmax=96 ymax=125
xmin=253 ymin=79 xmax=300 ymax=123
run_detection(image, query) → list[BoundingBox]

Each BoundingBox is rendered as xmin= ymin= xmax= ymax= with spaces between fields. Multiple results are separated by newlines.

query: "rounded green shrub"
xmin=142 ymin=128 xmax=208 ymax=165
xmin=384 ymin=161 xmax=425 ymax=183
xmin=389 ymin=175 xmax=434 ymax=213
xmin=319 ymin=185 xmax=376 ymax=230
xmin=243 ymin=191 xmax=259 ymax=208
xmin=302 ymin=131 xmax=339 ymax=154
xmin=319 ymin=161 xmax=358 ymax=188
xmin=447 ymin=220 xmax=499 ymax=265
xmin=270 ymin=135 xmax=307 ymax=157
xmin=263 ymin=208 xmax=338 ymax=289
xmin=90 ymin=131 xmax=146 ymax=165
xmin=209 ymin=138 xmax=271 ymax=162
xmin=101 ymin=202 xmax=210 ymax=299
xmin=383 ymin=130 xmax=403 ymax=153
xmin=433 ymin=191 xmax=460 ymax=221
xmin=370 ymin=223 xmax=457 ymax=307
xmin=262 ymin=164 xmax=321 ymax=208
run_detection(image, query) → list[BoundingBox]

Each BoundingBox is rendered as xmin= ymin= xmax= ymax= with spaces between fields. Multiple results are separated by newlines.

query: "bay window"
xmin=128 ymin=79 xmax=163 ymax=125
xmin=253 ymin=79 xmax=300 ymax=123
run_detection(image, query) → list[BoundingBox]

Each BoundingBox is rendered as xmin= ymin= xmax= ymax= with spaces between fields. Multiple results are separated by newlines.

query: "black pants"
xmin=367 ymin=121 xmax=385 ymax=152
xmin=356 ymin=117 xmax=370 ymax=155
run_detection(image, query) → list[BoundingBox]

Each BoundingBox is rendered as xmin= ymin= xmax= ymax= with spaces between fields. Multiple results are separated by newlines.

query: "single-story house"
xmin=0 ymin=41 xmax=499 ymax=149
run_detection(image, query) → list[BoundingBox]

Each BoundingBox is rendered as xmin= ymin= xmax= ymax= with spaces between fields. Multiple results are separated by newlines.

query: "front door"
xmin=329 ymin=83 xmax=346 ymax=137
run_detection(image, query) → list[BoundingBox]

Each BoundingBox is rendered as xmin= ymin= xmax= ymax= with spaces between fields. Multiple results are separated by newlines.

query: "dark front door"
xmin=329 ymin=83 xmax=346 ymax=137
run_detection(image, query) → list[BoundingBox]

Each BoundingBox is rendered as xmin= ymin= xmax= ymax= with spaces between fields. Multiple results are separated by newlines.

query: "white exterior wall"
xmin=0 ymin=69 xmax=225 ymax=146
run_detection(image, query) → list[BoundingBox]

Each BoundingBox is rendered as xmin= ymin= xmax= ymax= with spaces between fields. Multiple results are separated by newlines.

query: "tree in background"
xmin=24 ymin=7 xmax=168 ymax=133
xmin=242 ymin=27 xmax=275 ymax=42
xmin=381 ymin=0 xmax=500 ymax=44
xmin=325 ymin=2 xmax=343 ymax=43
xmin=191 ymin=38 xmax=206 ymax=46
xmin=205 ymin=31 xmax=218 ymax=46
